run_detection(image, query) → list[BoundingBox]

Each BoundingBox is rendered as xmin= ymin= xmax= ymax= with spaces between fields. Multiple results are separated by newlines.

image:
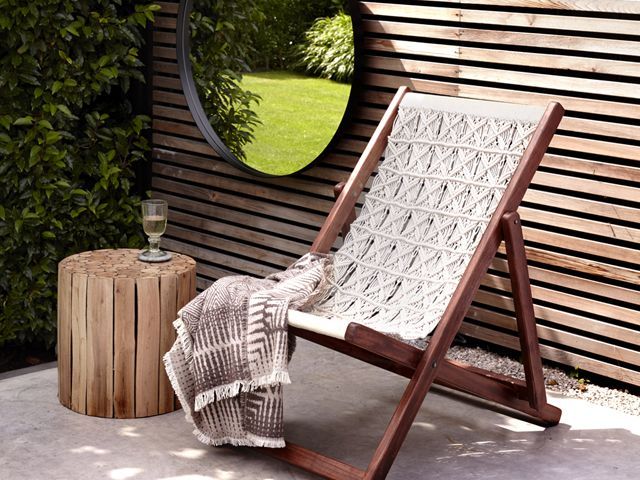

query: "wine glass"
xmin=138 ymin=199 xmax=172 ymax=262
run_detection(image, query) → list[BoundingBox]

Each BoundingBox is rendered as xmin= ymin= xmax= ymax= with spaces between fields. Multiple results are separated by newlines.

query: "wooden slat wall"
xmin=150 ymin=1 xmax=640 ymax=386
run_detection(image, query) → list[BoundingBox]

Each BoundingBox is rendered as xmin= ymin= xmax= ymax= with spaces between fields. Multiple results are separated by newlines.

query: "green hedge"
xmin=250 ymin=0 xmax=346 ymax=70
xmin=0 ymin=0 xmax=158 ymax=348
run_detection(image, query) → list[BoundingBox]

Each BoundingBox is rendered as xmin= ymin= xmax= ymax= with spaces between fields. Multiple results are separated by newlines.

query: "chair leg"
xmin=256 ymin=442 xmax=365 ymax=480
xmin=363 ymin=365 xmax=434 ymax=479
xmin=502 ymin=212 xmax=548 ymax=412
xmin=363 ymin=321 xmax=464 ymax=479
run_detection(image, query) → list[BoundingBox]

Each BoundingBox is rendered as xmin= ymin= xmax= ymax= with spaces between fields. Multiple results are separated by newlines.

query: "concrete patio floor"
xmin=2 ymin=339 xmax=639 ymax=480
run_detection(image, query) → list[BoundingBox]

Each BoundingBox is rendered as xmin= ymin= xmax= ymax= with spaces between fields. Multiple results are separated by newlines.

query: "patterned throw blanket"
xmin=163 ymin=253 xmax=331 ymax=448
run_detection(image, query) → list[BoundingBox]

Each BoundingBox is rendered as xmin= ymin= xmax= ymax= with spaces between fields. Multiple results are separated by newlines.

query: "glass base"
xmin=138 ymin=250 xmax=173 ymax=263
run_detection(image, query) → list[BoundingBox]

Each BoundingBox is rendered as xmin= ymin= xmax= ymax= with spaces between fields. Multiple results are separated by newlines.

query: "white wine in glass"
xmin=139 ymin=199 xmax=172 ymax=262
xmin=142 ymin=215 xmax=167 ymax=236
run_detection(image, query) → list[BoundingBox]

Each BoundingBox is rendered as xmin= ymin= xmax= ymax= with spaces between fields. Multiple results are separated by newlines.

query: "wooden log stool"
xmin=57 ymin=249 xmax=196 ymax=418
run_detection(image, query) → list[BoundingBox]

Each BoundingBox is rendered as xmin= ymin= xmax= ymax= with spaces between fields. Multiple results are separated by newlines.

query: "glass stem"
xmin=148 ymin=236 xmax=160 ymax=253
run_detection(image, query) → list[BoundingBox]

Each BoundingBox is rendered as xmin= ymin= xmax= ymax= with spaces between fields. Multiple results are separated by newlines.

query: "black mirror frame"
xmin=176 ymin=0 xmax=363 ymax=177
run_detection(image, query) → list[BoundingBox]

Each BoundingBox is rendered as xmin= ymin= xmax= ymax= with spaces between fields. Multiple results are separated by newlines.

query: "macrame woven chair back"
xmin=313 ymin=93 xmax=545 ymax=340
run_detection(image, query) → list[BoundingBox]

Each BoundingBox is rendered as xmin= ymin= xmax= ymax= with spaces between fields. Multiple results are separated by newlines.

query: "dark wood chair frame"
xmin=257 ymin=86 xmax=565 ymax=479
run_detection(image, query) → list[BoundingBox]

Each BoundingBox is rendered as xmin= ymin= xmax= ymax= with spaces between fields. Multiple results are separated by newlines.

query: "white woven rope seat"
xmin=290 ymin=93 xmax=545 ymax=341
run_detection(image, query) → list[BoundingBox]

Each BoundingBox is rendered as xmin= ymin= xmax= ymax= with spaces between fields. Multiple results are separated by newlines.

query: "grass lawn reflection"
xmin=242 ymin=71 xmax=351 ymax=176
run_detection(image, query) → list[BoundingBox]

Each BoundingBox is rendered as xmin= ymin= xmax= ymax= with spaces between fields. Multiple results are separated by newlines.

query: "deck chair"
xmin=261 ymin=87 xmax=565 ymax=479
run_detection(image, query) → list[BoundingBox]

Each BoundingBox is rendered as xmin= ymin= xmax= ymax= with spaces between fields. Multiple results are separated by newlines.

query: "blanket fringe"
xmin=162 ymin=349 xmax=194 ymax=425
xmin=193 ymin=430 xmax=285 ymax=448
xmin=194 ymin=370 xmax=291 ymax=412
xmin=173 ymin=313 xmax=193 ymax=364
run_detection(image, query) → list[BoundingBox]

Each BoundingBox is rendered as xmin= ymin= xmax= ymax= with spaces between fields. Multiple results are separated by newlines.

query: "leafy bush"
xmin=190 ymin=0 xmax=263 ymax=160
xmin=0 ymin=0 xmax=157 ymax=348
xmin=297 ymin=12 xmax=354 ymax=83
xmin=250 ymin=0 xmax=347 ymax=70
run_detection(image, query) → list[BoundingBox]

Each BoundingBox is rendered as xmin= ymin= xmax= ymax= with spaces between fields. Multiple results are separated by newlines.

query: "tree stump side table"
xmin=57 ymin=249 xmax=196 ymax=418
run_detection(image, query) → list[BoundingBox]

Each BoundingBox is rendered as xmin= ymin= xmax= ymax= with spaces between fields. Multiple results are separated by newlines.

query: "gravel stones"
xmin=446 ymin=345 xmax=640 ymax=417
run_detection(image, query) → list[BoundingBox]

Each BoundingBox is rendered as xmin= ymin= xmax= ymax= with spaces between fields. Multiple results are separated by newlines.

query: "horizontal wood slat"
xmin=152 ymin=175 xmax=327 ymax=228
xmin=367 ymin=56 xmax=640 ymax=101
xmin=360 ymin=2 xmax=640 ymax=35
xmin=517 ymin=245 xmax=639 ymax=285
xmin=479 ymin=277 xmax=640 ymax=333
xmin=156 ymin=191 xmax=318 ymax=243
xmin=152 ymin=61 xmax=179 ymax=75
xmin=152 ymin=162 xmax=335 ymax=213
xmin=360 ymin=89 xmax=640 ymax=143
xmin=152 ymin=90 xmax=187 ymax=107
xmin=490 ymin=257 xmax=640 ymax=308
xmin=154 ymin=2 xmax=178 ymax=14
xmin=154 ymin=146 xmax=338 ymax=197
xmin=363 ymin=20 xmax=640 ymax=58
xmin=362 ymin=73 xmax=640 ymax=120
xmin=153 ymin=31 xmax=176 ymax=45
xmin=523 ymin=189 xmax=640 ymax=225
xmin=519 ymin=206 xmax=640 ymax=244
xmin=151 ymin=1 xmax=640 ymax=387
xmin=153 ymin=105 xmax=194 ymax=123
xmin=364 ymin=37 xmax=640 ymax=78
xmin=153 ymin=16 xmax=176 ymax=30
xmin=162 ymin=236 xmax=276 ymax=279
xmin=469 ymin=302 xmax=640 ymax=365
xmin=459 ymin=322 xmax=640 ymax=386
xmin=431 ymin=0 xmax=640 ymax=13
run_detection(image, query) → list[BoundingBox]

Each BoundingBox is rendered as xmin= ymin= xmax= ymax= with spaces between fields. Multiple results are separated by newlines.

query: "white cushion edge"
xmin=401 ymin=92 xmax=546 ymax=124
xmin=288 ymin=309 xmax=350 ymax=341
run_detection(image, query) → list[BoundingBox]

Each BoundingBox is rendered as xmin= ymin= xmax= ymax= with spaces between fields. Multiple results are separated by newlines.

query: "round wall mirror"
xmin=177 ymin=0 xmax=360 ymax=177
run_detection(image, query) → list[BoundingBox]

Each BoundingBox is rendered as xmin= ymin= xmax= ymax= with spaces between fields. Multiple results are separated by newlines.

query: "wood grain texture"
xmin=431 ymin=0 xmax=640 ymax=12
xmin=365 ymin=37 xmax=640 ymax=77
xmin=468 ymin=303 xmax=640 ymax=365
xmin=70 ymin=273 xmax=87 ymax=414
xmin=481 ymin=274 xmax=640 ymax=333
xmin=159 ymin=274 xmax=177 ymax=413
xmin=360 ymin=2 xmax=640 ymax=35
xmin=57 ymin=266 xmax=73 ymax=409
xmin=460 ymin=322 xmax=640 ymax=386
xmin=362 ymin=72 xmax=640 ymax=120
xmin=367 ymin=56 xmax=640 ymax=100
xmin=363 ymin=20 xmax=640 ymax=57
xmin=114 ymin=277 xmax=136 ymax=418
xmin=257 ymin=442 xmax=365 ymax=480
xmin=135 ymin=276 xmax=161 ymax=418
xmin=86 ymin=276 xmax=114 ymax=418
